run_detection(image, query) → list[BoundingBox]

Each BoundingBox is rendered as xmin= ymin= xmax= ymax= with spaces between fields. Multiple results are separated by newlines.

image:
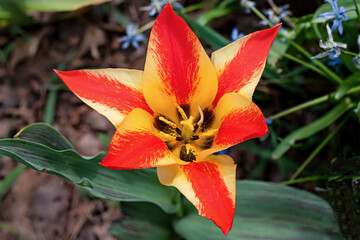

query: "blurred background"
xmin=0 ymin=0 xmax=359 ymax=239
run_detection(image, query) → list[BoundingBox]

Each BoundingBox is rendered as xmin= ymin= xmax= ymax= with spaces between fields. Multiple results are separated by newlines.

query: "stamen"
xmin=191 ymin=135 xmax=199 ymax=140
xmin=159 ymin=131 xmax=176 ymax=141
xmin=197 ymin=105 xmax=204 ymax=127
xmin=175 ymin=103 xmax=188 ymax=120
xmin=158 ymin=116 xmax=177 ymax=128
xmin=185 ymin=144 xmax=191 ymax=154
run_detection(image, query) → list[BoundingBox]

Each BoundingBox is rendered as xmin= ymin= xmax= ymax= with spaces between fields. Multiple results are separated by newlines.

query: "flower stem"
xmin=137 ymin=20 xmax=155 ymax=34
xmin=268 ymin=86 xmax=360 ymax=120
xmin=280 ymin=175 xmax=328 ymax=185
xmin=290 ymin=113 xmax=350 ymax=180
xmin=288 ymin=40 xmax=343 ymax=84
xmin=248 ymin=5 xmax=274 ymax=27
xmin=343 ymin=50 xmax=359 ymax=57
xmin=283 ymin=53 xmax=327 ymax=77
xmin=248 ymin=5 xmax=343 ymax=85
xmin=353 ymin=0 xmax=360 ymax=23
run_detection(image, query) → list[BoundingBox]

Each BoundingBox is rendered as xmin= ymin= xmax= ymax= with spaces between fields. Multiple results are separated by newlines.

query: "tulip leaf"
xmin=174 ymin=180 xmax=342 ymax=240
xmin=272 ymin=100 xmax=353 ymax=159
xmin=3 ymin=0 xmax=110 ymax=12
xmin=15 ymin=123 xmax=74 ymax=150
xmin=0 ymin=124 xmax=180 ymax=213
xmin=110 ymin=202 xmax=180 ymax=240
xmin=334 ymin=72 xmax=360 ymax=100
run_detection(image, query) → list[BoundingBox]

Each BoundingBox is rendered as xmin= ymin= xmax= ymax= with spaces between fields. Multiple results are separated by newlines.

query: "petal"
xmin=211 ymin=24 xmax=280 ymax=107
xmin=55 ymin=69 xmax=152 ymax=127
xmin=100 ymin=108 xmax=181 ymax=169
xmin=212 ymin=93 xmax=268 ymax=149
xmin=157 ymin=154 xmax=236 ymax=235
xmin=142 ymin=3 xmax=218 ymax=120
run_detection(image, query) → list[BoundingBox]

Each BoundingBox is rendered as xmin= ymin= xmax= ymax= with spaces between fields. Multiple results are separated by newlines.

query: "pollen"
xmin=153 ymin=104 xmax=217 ymax=163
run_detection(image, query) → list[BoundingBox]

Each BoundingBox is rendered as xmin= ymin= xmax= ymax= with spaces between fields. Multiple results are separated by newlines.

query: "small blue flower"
xmin=353 ymin=56 xmax=360 ymax=69
xmin=140 ymin=0 xmax=183 ymax=16
xmin=353 ymin=35 xmax=360 ymax=69
xmin=318 ymin=0 xmax=348 ymax=35
xmin=260 ymin=4 xmax=291 ymax=26
xmin=213 ymin=149 xmax=230 ymax=156
xmin=265 ymin=118 xmax=273 ymax=125
xmin=231 ymin=28 xmax=245 ymax=41
xmin=311 ymin=24 xmax=347 ymax=59
xmin=278 ymin=4 xmax=292 ymax=20
xmin=240 ymin=0 xmax=256 ymax=13
xmin=327 ymin=54 xmax=342 ymax=71
xmin=119 ymin=23 xmax=145 ymax=50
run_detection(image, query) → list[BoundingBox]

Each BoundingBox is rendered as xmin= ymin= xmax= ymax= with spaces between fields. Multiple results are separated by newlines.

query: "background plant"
xmin=0 ymin=0 xmax=359 ymax=239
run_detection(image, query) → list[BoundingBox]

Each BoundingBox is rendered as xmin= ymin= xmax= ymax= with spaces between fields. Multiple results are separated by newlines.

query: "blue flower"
xmin=141 ymin=0 xmax=183 ymax=16
xmin=231 ymin=28 xmax=245 ymax=41
xmin=265 ymin=118 xmax=273 ymax=125
xmin=119 ymin=23 xmax=145 ymax=50
xmin=327 ymin=54 xmax=342 ymax=71
xmin=311 ymin=24 xmax=347 ymax=59
xmin=318 ymin=0 xmax=348 ymax=35
xmin=240 ymin=0 xmax=255 ymax=13
xmin=353 ymin=35 xmax=360 ymax=69
xmin=259 ymin=4 xmax=292 ymax=26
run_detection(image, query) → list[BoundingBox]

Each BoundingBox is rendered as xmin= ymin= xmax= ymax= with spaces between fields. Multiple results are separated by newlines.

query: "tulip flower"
xmin=55 ymin=3 xmax=279 ymax=235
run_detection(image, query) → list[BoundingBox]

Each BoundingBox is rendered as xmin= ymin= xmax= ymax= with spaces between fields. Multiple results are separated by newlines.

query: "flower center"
xmin=153 ymin=104 xmax=217 ymax=162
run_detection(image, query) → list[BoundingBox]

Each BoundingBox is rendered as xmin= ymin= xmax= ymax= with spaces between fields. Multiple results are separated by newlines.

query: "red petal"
xmin=101 ymin=108 xmax=180 ymax=169
xmin=213 ymin=93 xmax=268 ymax=149
xmin=55 ymin=69 xmax=152 ymax=127
xmin=211 ymin=25 xmax=280 ymax=107
xmin=143 ymin=3 xmax=217 ymax=120
xmin=157 ymin=155 xmax=236 ymax=234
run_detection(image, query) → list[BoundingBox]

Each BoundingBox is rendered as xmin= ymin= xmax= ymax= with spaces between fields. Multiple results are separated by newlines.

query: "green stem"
xmin=281 ymin=174 xmax=360 ymax=185
xmin=0 ymin=164 xmax=26 ymax=199
xmin=353 ymin=0 xmax=360 ymax=23
xmin=45 ymin=50 xmax=75 ymax=124
xmin=248 ymin=4 xmax=342 ymax=84
xmin=343 ymin=50 xmax=359 ymax=57
xmin=280 ymin=175 xmax=328 ymax=185
xmin=288 ymin=40 xmax=343 ymax=84
xmin=283 ymin=53 xmax=327 ymax=77
xmin=248 ymin=5 xmax=274 ymax=27
xmin=137 ymin=20 xmax=155 ymax=34
xmin=269 ymin=86 xmax=360 ymax=120
xmin=275 ymin=86 xmax=360 ymax=119
xmin=290 ymin=113 xmax=350 ymax=180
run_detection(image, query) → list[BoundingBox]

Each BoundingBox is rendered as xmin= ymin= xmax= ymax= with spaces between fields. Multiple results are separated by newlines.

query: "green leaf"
xmin=15 ymin=123 xmax=74 ymax=150
xmin=0 ymin=124 xmax=180 ymax=213
xmin=111 ymin=202 xmax=180 ymax=240
xmin=178 ymin=11 xmax=230 ymax=49
xmin=334 ymin=72 xmax=360 ymax=100
xmin=268 ymin=35 xmax=290 ymax=66
xmin=272 ymin=100 xmax=353 ymax=159
xmin=197 ymin=8 xmax=232 ymax=26
xmin=0 ymin=164 xmax=26 ymax=199
xmin=174 ymin=180 xmax=343 ymax=240
xmin=312 ymin=0 xmax=357 ymax=23
xmin=9 ymin=0 xmax=110 ymax=12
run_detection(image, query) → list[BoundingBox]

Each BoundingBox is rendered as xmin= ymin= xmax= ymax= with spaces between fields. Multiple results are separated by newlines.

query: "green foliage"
xmin=0 ymin=123 xmax=180 ymax=214
xmin=0 ymin=124 xmax=343 ymax=239
xmin=0 ymin=0 xmax=110 ymax=26
xmin=175 ymin=181 xmax=342 ymax=240
xmin=272 ymin=100 xmax=354 ymax=159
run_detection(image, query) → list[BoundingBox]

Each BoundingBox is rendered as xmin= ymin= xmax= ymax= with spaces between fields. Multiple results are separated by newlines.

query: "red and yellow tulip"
xmin=55 ymin=3 xmax=279 ymax=235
